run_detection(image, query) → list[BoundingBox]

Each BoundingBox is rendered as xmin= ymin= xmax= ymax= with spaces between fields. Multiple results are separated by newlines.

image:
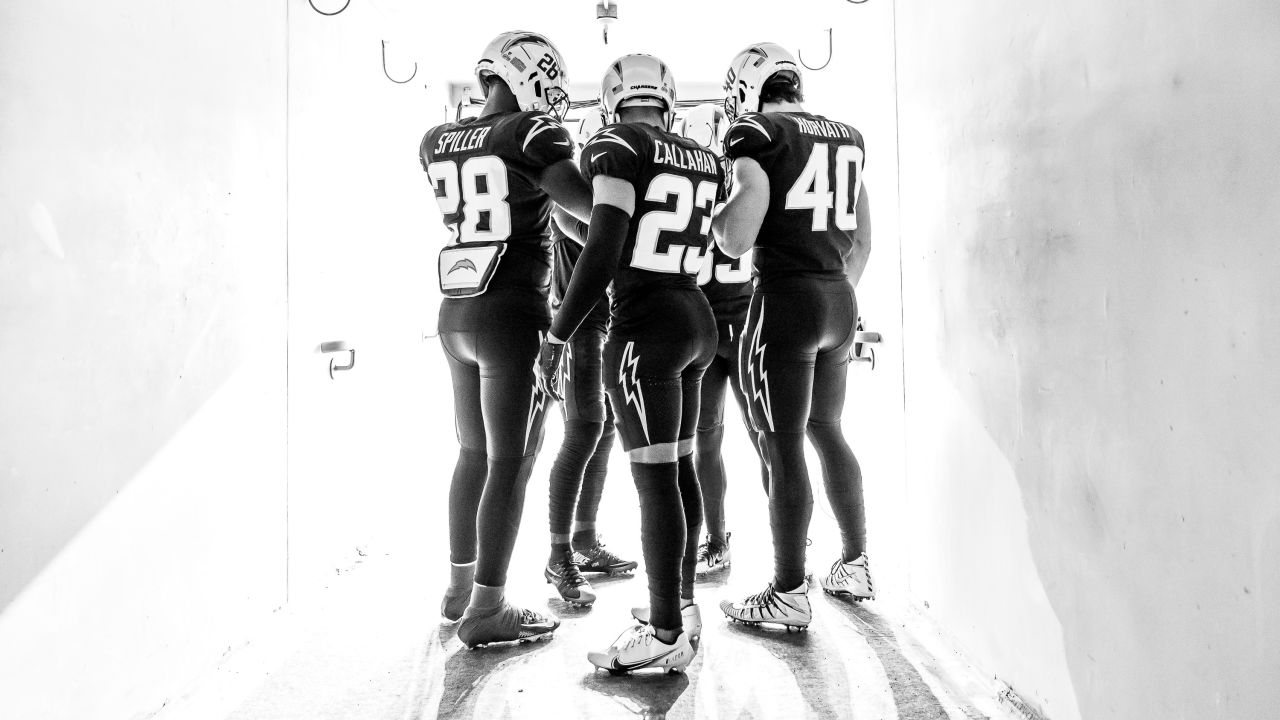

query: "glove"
xmin=535 ymin=334 xmax=567 ymax=401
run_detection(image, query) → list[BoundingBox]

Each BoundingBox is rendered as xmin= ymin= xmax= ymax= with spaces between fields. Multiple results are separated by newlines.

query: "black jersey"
xmin=420 ymin=111 xmax=574 ymax=298
xmin=723 ymin=111 xmax=865 ymax=283
xmin=696 ymin=242 xmax=753 ymax=323
xmin=579 ymin=123 xmax=724 ymax=337
xmin=550 ymin=216 xmax=610 ymax=333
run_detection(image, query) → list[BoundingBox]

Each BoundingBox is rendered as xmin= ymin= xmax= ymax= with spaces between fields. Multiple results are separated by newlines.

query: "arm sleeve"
xmin=549 ymin=203 xmax=631 ymax=341
xmin=723 ymin=113 xmax=778 ymax=162
xmin=518 ymin=112 xmax=575 ymax=169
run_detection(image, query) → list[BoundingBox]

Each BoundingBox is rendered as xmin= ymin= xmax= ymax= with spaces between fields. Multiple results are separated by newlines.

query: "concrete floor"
xmin=164 ymin=529 xmax=1016 ymax=720
xmin=159 ymin=403 xmax=1015 ymax=720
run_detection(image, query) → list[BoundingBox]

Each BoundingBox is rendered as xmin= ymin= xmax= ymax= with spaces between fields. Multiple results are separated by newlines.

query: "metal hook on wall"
xmin=308 ymin=0 xmax=351 ymax=16
xmin=799 ymin=28 xmax=834 ymax=71
xmin=846 ymin=0 xmax=870 ymax=4
xmin=382 ymin=40 xmax=417 ymax=84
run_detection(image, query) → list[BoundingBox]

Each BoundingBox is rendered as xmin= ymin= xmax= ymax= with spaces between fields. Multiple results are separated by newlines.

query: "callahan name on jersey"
xmin=652 ymin=139 xmax=719 ymax=175
xmin=433 ymin=126 xmax=493 ymax=155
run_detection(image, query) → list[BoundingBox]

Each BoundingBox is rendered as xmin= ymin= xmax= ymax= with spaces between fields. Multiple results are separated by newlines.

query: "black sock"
xmin=677 ymin=453 xmax=703 ymax=600
xmin=475 ymin=455 xmax=536 ymax=587
xmin=448 ymin=448 xmax=487 ymax=564
xmin=632 ymin=460 xmax=684 ymax=632
xmin=808 ymin=420 xmax=866 ymax=561
xmin=548 ymin=420 xmax=604 ymax=540
xmin=763 ymin=431 xmax=812 ymax=590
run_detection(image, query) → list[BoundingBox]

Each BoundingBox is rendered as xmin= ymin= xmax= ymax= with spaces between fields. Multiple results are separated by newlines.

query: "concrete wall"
xmin=0 ymin=2 xmax=287 ymax=717
xmin=894 ymin=1 xmax=1280 ymax=718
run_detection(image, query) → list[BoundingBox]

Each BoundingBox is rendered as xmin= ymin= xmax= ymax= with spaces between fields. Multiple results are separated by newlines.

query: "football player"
xmin=679 ymin=103 xmax=769 ymax=579
xmin=419 ymin=31 xmax=592 ymax=648
xmin=542 ymin=108 xmax=637 ymax=609
xmin=535 ymin=54 xmax=720 ymax=674
xmin=712 ymin=43 xmax=875 ymax=630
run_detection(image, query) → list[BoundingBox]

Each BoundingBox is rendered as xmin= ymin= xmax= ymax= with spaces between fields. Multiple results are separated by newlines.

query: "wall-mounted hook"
xmin=846 ymin=0 xmax=870 ymax=4
xmin=309 ymin=0 xmax=351 ymax=16
xmin=799 ymin=28 xmax=834 ymax=71
xmin=852 ymin=325 xmax=881 ymax=370
xmin=320 ymin=341 xmax=356 ymax=379
xmin=382 ymin=40 xmax=417 ymax=84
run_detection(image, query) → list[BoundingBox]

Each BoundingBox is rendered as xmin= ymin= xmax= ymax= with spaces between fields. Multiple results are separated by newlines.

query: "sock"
xmin=807 ymin=420 xmax=867 ymax=561
xmin=763 ymin=431 xmax=813 ymax=590
xmin=474 ymin=455 xmax=536 ymax=587
xmin=677 ymin=452 xmax=703 ymax=600
xmin=448 ymin=448 xmax=487 ymax=564
xmin=632 ymin=460 xmax=684 ymax=632
xmin=694 ymin=423 xmax=727 ymax=542
xmin=570 ymin=523 xmax=597 ymax=551
xmin=448 ymin=561 xmax=476 ymax=593
xmin=548 ymin=419 xmax=604 ymax=542
xmin=470 ymin=583 xmax=504 ymax=612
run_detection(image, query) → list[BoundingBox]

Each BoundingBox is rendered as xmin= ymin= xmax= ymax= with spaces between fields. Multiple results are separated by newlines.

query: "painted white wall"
xmin=0 ymin=2 xmax=287 ymax=717
xmin=895 ymin=1 xmax=1280 ymax=718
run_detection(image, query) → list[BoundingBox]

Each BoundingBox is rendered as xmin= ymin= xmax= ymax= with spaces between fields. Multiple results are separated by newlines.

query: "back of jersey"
xmin=723 ymin=111 xmax=865 ymax=283
xmin=420 ymin=110 xmax=574 ymax=297
xmin=579 ymin=123 xmax=723 ymax=335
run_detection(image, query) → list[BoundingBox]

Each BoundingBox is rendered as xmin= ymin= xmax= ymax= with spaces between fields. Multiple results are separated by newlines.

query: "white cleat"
xmin=819 ymin=553 xmax=875 ymax=601
xmin=630 ymin=603 xmax=703 ymax=642
xmin=588 ymin=623 xmax=695 ymax=675
xmin=720 ymin=581 xmax=812 ymax=630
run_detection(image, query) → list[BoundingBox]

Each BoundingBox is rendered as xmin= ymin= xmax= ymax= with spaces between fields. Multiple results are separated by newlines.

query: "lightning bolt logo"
xmin=588 ymin=129 xmax=638 ymax=155
xmin=744 ymin=300 xmax=775 ymax=432
xmin=618 ymin=341 xmax=650 ymax=445
xmin=732 ymin=115 xmax=772 ymax=142
xmin=448 ymin=258 xmax=477 ymax=275
xmin=523 ymin=115 xmax=564 ymax=153
xmin=557 ymin=339 xmax=572 ymax=393
xmin=525 ymin=330 xmax=551 ymax=450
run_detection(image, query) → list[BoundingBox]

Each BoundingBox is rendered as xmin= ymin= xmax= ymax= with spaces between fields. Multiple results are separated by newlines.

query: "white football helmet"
xmin=600 ymin=54 xmax=677 ymax=129
xmin=722 ymin=42 xmax=801 ymax=120
xmin=678 ymin=103 xmax=729 ymax=156
xmin=576 ymin=104 xmax=607 ymax=151
xmin=475 ymin=31 xmax=570 ymax=119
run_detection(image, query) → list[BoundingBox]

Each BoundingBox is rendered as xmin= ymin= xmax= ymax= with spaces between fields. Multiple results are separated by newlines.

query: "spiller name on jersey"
xmin=432 ymin=126 xmax=493 ymax=155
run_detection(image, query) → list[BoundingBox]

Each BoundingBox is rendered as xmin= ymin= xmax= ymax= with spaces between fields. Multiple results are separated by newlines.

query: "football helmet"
xmin=475 ymin=31 xmax=570 ymax=120
xmin=678 ymin=103 xmax=729 ymax=156
xmin=722 ymin=42 xmax=801 ymax=120
xmin=600 ymin=54 xmax=677 ymax=129
xmin=576 ymin=103 xmax=607 ymax=151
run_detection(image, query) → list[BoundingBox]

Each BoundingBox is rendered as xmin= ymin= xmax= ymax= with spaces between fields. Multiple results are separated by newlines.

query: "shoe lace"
xmin=623 ymin=624 xmax=655 ymax=651
xmin=745 ymin=583 xmax=777 ymax=607
xmin=551 ymin=554 xmax=588 ymax=587
xmin=518 ymin=607 xmax=544 ymax=624
xmin=695 ymin=540 xmax=712 ymax=563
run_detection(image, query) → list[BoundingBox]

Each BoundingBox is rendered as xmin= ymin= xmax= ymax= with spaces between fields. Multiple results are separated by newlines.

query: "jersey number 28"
xmin=632 ymin=173 xmax=718 ymax=274
xmin=426 ymin=156 xmax=512 ymax=243
xmin=785 ymin=143 xmax=864 ymax=232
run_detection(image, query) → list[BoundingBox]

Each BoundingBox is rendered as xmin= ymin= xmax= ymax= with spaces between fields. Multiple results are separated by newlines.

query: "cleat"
xmin=819 ymin=553 xmax=875 ymax=601
xmin=588 ymin=623 xmax=694 ymax=674
xmin=719 ymin=581 xmax=812 ymax=629
xmin=457 ymin=602 xmax=559 ymax=648
xmin=545 ymin=551 xmax=597 ymax=606
xmin=573 ymin=538 xmax=638 ymax=574
xmin=694 ymin=532 xmax=732 ymax=577
xmin=440 ymin=587 xmax=471 ymax=623
xmin=630 ymin=603 xmax=703 ymax=641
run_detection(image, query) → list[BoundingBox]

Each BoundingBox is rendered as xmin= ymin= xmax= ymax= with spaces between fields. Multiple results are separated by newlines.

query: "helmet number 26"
xmin=536 ymin=53 xmax=561 ymax=80
xmin=785 ymin=142 xmax=864 ymax=232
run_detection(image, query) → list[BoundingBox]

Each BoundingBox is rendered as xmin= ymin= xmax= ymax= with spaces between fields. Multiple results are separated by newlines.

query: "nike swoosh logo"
xmin=591 ymin=152 xmax=607 ymax=163
xmin=554 ymin=140 xmax=571 ymax=146
xmin=730 ymin=137 xmax=744 ymax=146
xmin=612 ymin=646 xmax=683 ymax=671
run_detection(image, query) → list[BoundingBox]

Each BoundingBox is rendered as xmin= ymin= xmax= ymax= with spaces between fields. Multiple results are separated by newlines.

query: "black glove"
xmin=535 ymin=335 xmax=567 ymax=401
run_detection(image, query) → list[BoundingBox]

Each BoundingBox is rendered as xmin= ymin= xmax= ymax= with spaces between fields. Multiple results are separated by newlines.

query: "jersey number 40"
xmin=785 ymin=143 xmax=864 ymax=232
xmin=632 ymin=173 xmax=717 ymax=274
xmin=426 ymin=156 xmax=512 ymax=243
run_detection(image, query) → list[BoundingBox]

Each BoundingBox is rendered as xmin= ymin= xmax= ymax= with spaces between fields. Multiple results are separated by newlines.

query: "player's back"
xmin=579 ymin=122 xmax=722 ymax=338
xmin=420 ymin=110 xmax=574 ymax=326
xmin=723 ymin=111 xmax=865 ymax=286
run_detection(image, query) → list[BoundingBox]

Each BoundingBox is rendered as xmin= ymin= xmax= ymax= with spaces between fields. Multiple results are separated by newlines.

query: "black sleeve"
xmin=549 ymin=203 xmax=630 ymax=341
